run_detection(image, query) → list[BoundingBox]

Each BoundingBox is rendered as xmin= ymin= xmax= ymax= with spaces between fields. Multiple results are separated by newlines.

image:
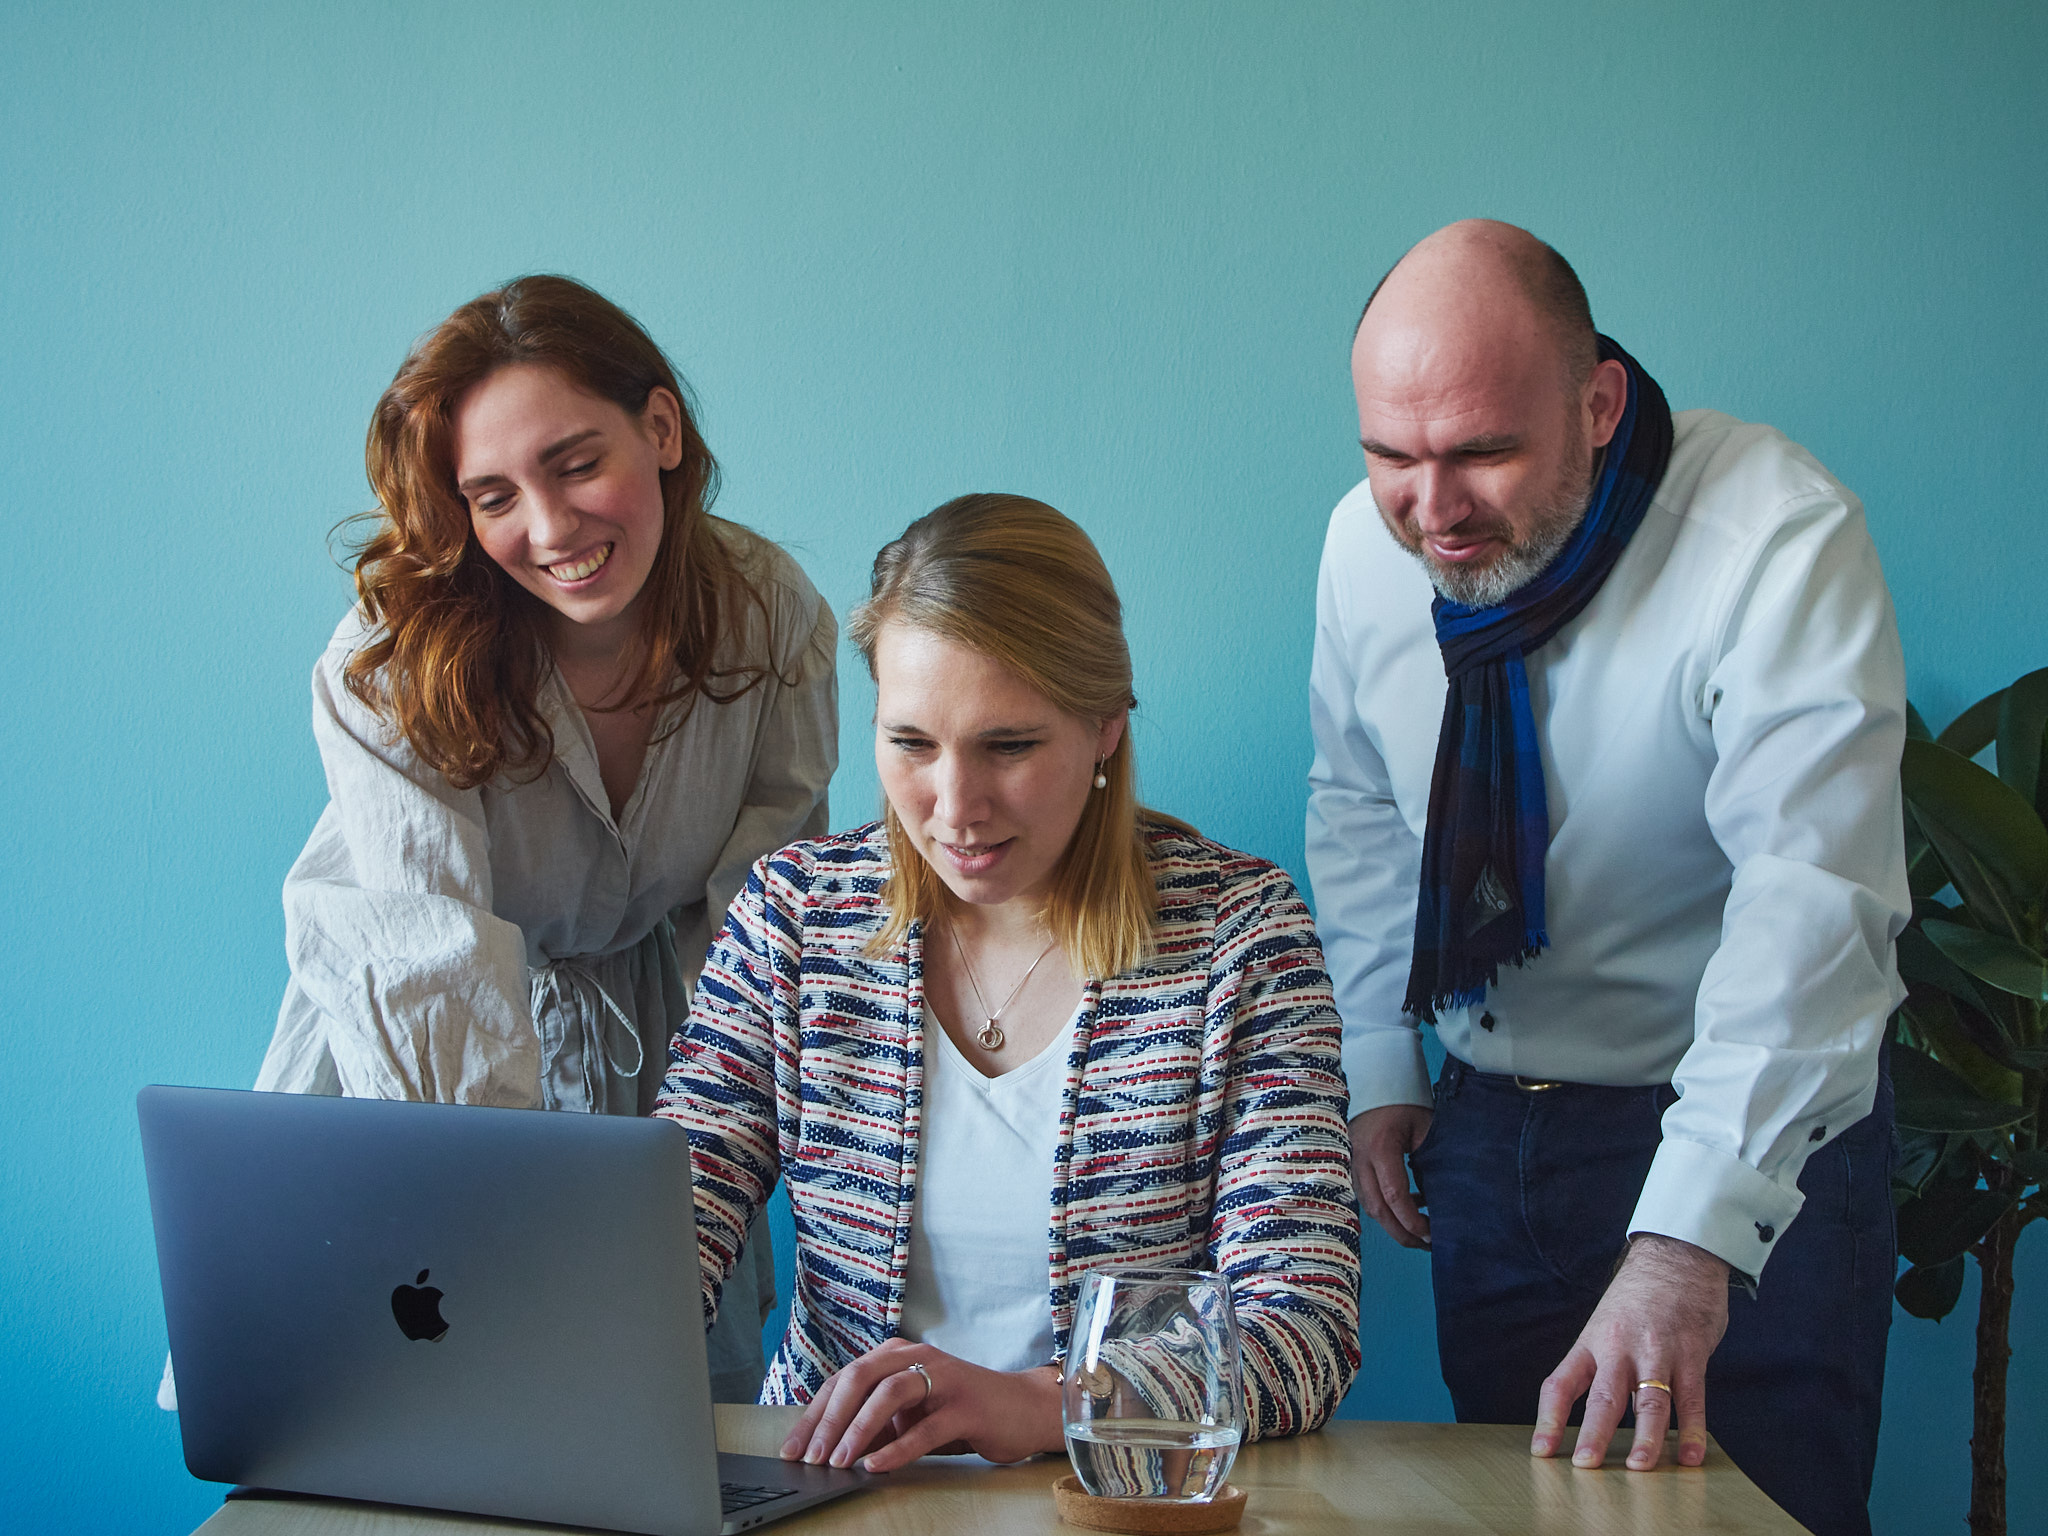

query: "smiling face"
xmin=1350 ymin=225 xmax=1627 ymax=607
xmin=453 ymin=363 xmax=682 ymax=653
xmin=1352 ymin=325 xmax=1629 ymax=607
xmin=1352 ymin=356 xmax=1589 ymax=607
xmin=874 ymin=622 xmax=1125 ymax=914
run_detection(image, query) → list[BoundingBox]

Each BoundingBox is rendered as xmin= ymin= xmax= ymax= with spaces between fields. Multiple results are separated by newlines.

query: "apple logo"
xmin=391 ymin=1269 xmax=449 ymax=1342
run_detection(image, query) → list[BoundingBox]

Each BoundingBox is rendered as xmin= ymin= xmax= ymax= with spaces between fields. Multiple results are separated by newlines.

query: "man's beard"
xmin=1393 ymin=433 xmax=1597 ymax=608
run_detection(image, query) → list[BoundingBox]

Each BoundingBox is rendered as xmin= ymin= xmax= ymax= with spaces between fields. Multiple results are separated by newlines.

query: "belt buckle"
xmin=1514 ymin=1075 xmax=1565 ymax=1092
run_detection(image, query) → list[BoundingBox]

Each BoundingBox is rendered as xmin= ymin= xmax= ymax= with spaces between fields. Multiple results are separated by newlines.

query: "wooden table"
xmin=192 ymin=1404 xmax=1805 ymax=1535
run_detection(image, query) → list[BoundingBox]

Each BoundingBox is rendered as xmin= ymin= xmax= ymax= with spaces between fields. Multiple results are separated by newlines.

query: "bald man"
xmin=1306 ymin=221 xmax=1906 ymax=1536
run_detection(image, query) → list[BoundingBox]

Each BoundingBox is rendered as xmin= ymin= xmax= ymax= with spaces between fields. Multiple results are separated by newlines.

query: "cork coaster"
xmin=1052 ymin=1474 xmax=1247 ymax=1533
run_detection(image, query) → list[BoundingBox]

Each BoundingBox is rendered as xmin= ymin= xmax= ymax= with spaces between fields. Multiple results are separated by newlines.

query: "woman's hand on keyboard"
xmin=780 ymin=1338 xmax=1064 ymax=1473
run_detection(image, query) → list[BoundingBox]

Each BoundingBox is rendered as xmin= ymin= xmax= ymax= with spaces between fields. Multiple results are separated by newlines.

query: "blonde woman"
xmin=656 ymin=494 xmax=1359 ymax=1472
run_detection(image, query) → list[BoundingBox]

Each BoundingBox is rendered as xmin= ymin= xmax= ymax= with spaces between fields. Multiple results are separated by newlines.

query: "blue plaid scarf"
xmin=1403 ymin=336 xmax=1673 ymax=1021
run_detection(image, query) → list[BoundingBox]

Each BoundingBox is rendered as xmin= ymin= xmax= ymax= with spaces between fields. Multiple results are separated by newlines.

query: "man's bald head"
xmin=1347 ymin=221 xmax=1630 ymax=607
xmin=1355 ymin=220 xmax=1597 ymax=390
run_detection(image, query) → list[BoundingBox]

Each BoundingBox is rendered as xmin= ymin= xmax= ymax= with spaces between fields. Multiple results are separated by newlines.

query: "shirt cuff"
xmin=1628 ymin=1136 xmax=1806 ymax=1280
xmin=1340 ymin=1025 xmax=1432 ymax=1121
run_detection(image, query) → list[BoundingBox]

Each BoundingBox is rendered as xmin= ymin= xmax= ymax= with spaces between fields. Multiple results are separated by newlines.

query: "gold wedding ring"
xmin=1636 ymin=1378 xmax=1672 ymax=1395
xmin=904 ymin=1361 xmax=933 ymax=1403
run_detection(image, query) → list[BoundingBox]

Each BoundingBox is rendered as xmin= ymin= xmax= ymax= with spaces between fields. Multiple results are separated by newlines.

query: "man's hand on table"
xmin=1531 ymin=1233 xmax=1730 ymax=1472
xmin=1348 ymin=1104 xmax=1433 ymax=1249
xmin=780 ymin=1337 xmax=1065 ymax=1473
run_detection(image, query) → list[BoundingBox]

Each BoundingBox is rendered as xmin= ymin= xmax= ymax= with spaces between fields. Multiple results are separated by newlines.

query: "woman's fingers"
xmin=859 ymin=1399 xmax=969 ymax=1473
xmin=785 ymin=1345 xmax=1060 ymax=1472
xmin=798 ymin=1372 xmax=858 ymax=1463
xmin=781 ymin=1385 xmax=830 ymax=1458
xmin=781 ymin=1375 xmax=838 ymax=1458
xmin=790 ymin=1346 xmax=913 ymax=1463
xmin=827 ymin=1367 xmax=930 ymax=1469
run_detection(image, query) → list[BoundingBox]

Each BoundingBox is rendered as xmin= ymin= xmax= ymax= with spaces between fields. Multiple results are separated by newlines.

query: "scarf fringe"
xmin=1417 ymin=933 xmax=1552 ymax=1019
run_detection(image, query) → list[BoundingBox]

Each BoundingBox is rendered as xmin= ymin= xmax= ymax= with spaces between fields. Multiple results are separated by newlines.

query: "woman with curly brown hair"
xmin=253 ymin=274 xmax=837 ymax=1398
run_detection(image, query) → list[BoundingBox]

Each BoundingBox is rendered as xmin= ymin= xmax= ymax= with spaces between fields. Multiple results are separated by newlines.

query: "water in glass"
xmin=1060 ymin=1266 xmax=1244 ymax=1503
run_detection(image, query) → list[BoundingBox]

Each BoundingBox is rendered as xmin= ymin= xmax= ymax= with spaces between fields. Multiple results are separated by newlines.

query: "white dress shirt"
xmin=897 ymin=1002 xmax=1072 ymax=1373
xmin=1306 ymin=410 xmax=1910 ymax=1275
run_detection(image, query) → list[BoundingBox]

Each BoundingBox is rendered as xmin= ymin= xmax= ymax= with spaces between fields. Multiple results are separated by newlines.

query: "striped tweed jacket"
xmin=655 ymin=820 xmax=1362 ymax=1438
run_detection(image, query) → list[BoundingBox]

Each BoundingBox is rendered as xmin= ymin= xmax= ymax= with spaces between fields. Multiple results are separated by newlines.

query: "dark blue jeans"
xmin=1409 ymin=1055 xmax=1895 ymax=1536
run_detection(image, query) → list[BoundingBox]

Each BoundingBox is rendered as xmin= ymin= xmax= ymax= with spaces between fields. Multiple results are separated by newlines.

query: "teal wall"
xmin=3 ymin=3 xmax=2043 ymax=1532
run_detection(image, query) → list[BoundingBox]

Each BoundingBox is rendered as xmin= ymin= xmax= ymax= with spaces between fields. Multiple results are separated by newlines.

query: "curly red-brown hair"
xmin=342 ymin=275 xmax=775 ymax=789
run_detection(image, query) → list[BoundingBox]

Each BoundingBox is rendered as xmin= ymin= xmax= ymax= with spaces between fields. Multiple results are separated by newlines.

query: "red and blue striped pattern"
xmin=655 ymin=821 xmax=1362 ymax=1438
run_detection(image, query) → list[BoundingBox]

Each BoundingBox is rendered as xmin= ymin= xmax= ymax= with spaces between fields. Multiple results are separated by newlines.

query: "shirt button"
xmin=1755 ymin=1223 xmax=1775 ymax=1243
xmin=1809 ymin=1126 xmax=1826 ymax=1142
xmin=1479 ymin=1012 xmax=1496 ymax=1032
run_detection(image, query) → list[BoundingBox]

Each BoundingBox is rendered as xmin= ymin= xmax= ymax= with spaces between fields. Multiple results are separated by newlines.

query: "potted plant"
xmin=1890 ymin=667 xmax=2047 ymax=1536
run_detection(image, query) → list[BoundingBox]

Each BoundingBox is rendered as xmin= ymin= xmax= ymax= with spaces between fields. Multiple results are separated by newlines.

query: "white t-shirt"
xmin=897 ymin=1003 xmax=1074 ymax=1373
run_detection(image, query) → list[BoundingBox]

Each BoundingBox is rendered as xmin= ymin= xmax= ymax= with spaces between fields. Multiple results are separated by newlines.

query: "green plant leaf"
xmin=1901 ymin=989 xmax=2026 ymax=1092
xmin=1906 ymin=701 xmax=1935 ymax=743
xmin=2006 ymin=1148 xmax=2048 ymax=1185
xmin=1922 ymin=918 xmax=2048 ymax=1003
xmin=1897 ymin=1186 xmax=2014 ymax=1267
xmin=1893 ymin=1128 xmax=1950 ymax=1198
xmin=1892 ymin=1044 xmax=2030 ymax=1131
xmin=1907 ymin=821 xmax=1948 ymax=903
xmin=1943 ymin=1135 xmax=1995 ymax=1182
xmin=2037 ymin=720 xmax=2048 ymax=828
xmin=1996 ymin=668 xmax=2048 ymax=811
xmin=1898 ymin=927 xmax=1994 ymax=1019
xmin=1895 ymin=1256 xmax=1966 ymax=1320
xmin=1904 ymin=793 xmax=1947 ymax=902
xmin=1939 ymin=691 xmax=2004 ymax=758
xmin=1915 ymin=895 xmax=1966 ymax=924
xmin=1902 ymin=738 xmax=2048 ymax=942
xmin=2009 ymin=1047 xmax=2048 ymax=1071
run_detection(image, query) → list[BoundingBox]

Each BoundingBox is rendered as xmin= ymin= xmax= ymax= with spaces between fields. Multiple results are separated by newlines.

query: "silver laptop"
xmin=138 ymin=1085 xmax=867 ymax=1536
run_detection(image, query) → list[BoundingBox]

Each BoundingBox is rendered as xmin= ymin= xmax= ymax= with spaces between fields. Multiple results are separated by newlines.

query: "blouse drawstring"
xmin=532 ymin=959 xmax=644 ymax=1112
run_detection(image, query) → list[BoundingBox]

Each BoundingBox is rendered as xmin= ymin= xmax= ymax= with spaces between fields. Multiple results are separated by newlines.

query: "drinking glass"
xmin=1060 ymin=1266 xmax=1243 ymax=1503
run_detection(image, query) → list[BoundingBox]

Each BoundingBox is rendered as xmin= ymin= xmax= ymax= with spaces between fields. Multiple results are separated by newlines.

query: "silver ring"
xmin=903 ymin=1361 xmax=933 ymax=1403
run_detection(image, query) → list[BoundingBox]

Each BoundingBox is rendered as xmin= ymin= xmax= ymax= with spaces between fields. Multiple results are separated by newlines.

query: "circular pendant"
xmin=976 ymin=1019 xmax=1005 ymax=1051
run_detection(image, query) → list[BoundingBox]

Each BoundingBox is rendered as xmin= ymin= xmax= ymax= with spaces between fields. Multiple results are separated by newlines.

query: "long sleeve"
xmin=1207 ymin=866 xmax=1363 ymax=1437
xmin=1305 ymin=495 xmax=1438 ymax=1119
xmin=684 ymin=580 xmax=839 ymax=989
xmin=256 ymin=625 xmax=540 ymax=1107
xmin=1629 ymin=488 xmax=1909 ymax=1276
xmin=655 ymin=825 xmax=1369 ymax=1412
xmin=656 ymin=859 xmax=790 ymax=1327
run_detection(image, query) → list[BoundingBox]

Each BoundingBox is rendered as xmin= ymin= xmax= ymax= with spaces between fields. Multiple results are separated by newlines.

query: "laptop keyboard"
xmin=720 ymin=1481 xmax=798 ymax=1514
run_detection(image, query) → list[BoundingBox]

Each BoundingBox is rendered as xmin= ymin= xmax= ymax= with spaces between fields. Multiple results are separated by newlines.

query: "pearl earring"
xmin=1093 ymin=761 xmax=1108 ymax=790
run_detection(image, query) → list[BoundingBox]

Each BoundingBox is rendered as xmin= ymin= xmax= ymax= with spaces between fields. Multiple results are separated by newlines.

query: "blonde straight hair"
xmin=847 ymin=494 xmax=1184 ymax=981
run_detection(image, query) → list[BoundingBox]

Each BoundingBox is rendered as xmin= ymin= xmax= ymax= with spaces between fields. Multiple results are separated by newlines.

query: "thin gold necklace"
xmin=947 ymin=924 xmax=1058 ymax=1051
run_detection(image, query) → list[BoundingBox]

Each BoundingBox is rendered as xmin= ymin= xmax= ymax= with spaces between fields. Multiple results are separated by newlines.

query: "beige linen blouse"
xmin=254 ymin=524 xmax=839 ymax=1116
